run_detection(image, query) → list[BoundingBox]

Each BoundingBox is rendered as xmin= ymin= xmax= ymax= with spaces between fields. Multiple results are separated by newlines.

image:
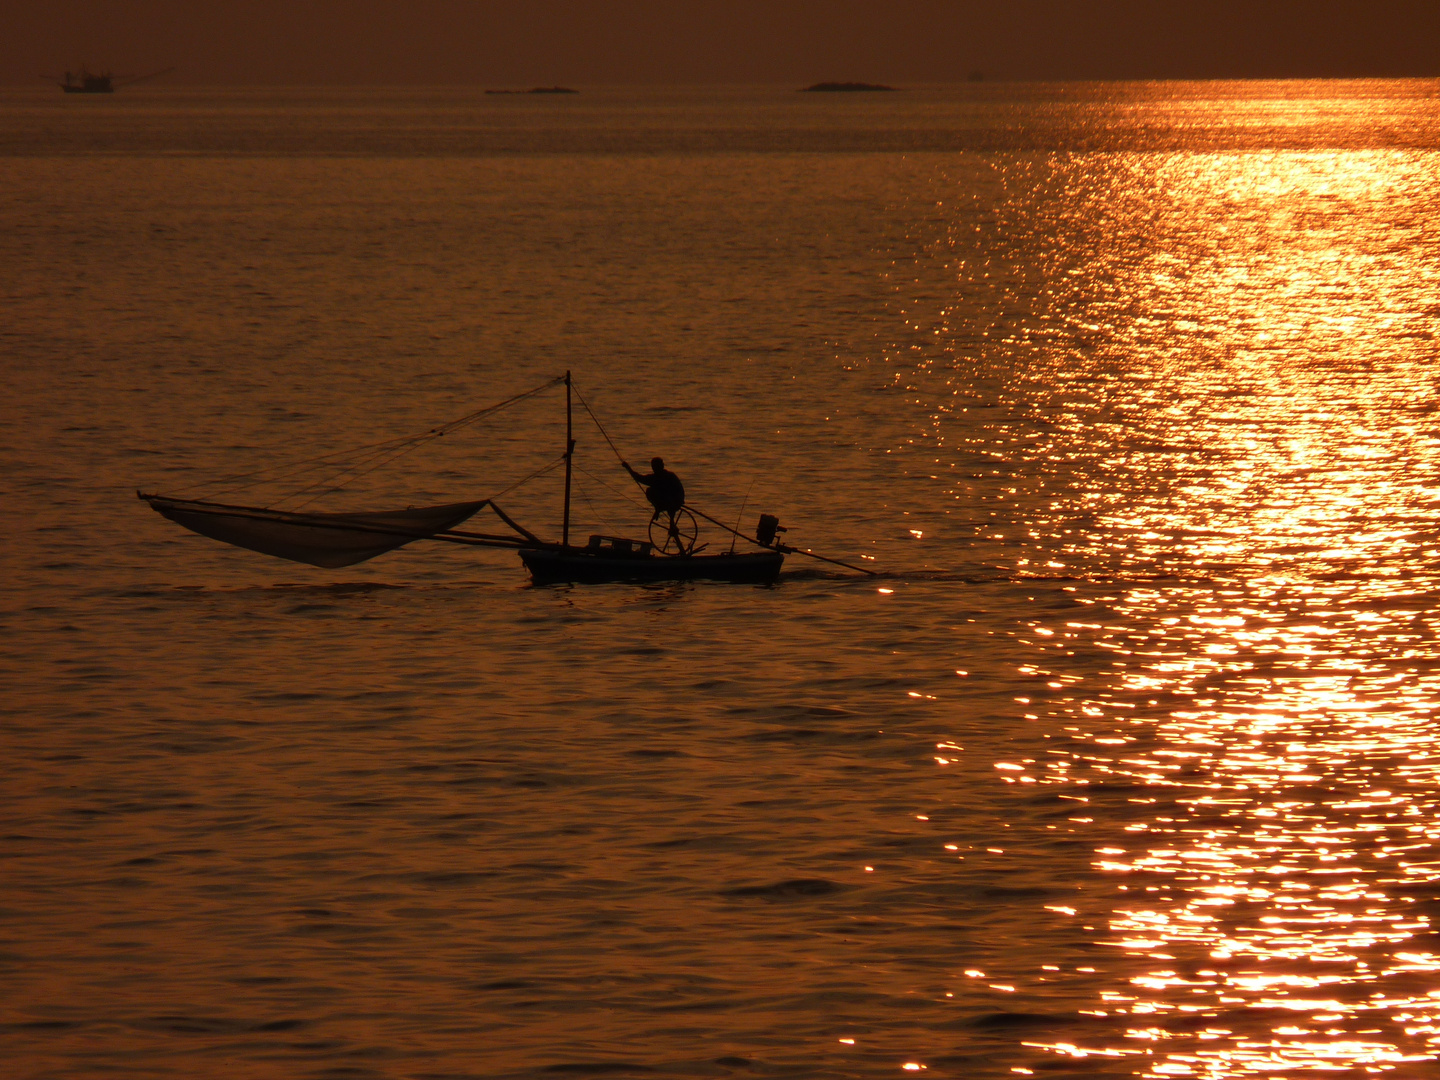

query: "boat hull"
xmin=519 ymin=547 xmax=783 ymax=585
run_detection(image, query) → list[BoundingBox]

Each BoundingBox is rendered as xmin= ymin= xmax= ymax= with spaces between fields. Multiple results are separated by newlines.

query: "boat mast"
xmin=563 ymin=370 xmax=573 ymax=547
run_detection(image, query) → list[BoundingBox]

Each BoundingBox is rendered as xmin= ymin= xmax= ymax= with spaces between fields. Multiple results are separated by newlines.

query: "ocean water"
xmin=4 ymin=82 xmax=1440 ymax=1078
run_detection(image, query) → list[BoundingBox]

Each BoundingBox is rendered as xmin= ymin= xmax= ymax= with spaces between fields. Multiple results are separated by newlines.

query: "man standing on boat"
xmin=624 ymin=457 xmax=686 ymax=539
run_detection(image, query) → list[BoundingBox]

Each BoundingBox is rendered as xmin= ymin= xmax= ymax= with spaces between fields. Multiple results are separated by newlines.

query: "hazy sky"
xmin=8 ymin=0 xmax=1440 ymax=85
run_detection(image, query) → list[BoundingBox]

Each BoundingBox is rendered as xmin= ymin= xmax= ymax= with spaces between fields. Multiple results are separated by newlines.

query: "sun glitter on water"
xmin=985 ymin=140 xmax=1440 ymax=1074
xmin=869 ymin=87 xmax=1440 ymax=1076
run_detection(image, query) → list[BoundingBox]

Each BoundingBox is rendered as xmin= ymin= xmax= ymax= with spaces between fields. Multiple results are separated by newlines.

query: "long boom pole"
xmin=685 ymin=504 xmax=877 ymax=576
xmin=562 ymin=370 xmax=574 ymax=547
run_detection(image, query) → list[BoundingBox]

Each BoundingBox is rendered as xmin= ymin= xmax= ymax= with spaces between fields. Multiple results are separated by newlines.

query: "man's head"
xmin=651 ymin=457 xmax=665 ymax=471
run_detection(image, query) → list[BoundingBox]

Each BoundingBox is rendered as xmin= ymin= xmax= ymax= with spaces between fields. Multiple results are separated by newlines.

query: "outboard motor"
xmin=756 ymin=513 xmax=786 ymax=547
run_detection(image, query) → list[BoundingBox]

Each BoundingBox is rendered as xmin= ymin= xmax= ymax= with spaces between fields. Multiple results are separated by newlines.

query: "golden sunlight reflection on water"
xmin=11 ymin=83 xmax=1440 ymax=1079
xmin=902 ymin=130 xmax=1440 ymax=1075
xmin=1062 ymin=168 xmax=1436 ymax=1067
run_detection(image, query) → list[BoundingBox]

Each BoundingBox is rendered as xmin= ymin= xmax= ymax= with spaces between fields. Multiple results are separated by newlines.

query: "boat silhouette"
xmin=49 ymin=66 xmax=174 ymax=93
xmin=138 ymin=374 xmax=874 ymax=585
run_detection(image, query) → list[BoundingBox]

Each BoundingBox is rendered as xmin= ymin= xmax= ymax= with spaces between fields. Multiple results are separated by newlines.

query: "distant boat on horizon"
xmin=49 ymin=66 xmax=175 ymax=93
xmin=801 ymin=82 xmax=897 ymax=92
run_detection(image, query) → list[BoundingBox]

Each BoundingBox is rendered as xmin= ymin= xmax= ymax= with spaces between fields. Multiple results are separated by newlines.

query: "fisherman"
xmin=623 ymin=456 xmax=686 ymax=539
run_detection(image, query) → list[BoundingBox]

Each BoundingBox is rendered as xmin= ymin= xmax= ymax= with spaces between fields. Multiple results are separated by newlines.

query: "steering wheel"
xmin=649 ymin=508 xmax=698 ymax=555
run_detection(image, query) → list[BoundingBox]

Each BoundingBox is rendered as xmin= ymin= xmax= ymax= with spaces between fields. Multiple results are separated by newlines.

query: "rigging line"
xmin=191 ymin=436 xmax=419 ymax=499
xmin=246 ymin=439 xmax=422 ymax=503
xmin=570 ymin=384 xmax=628 ymax=469
xmin=283 ymin=446 xmax=433 ymax=510
xmin=486 ymin=453 xmax=567 ymax=501
xmin=245 ymin=377 xmax=570 ymax=509
xmin=730 ymin=477 xmax=757 ymax=555
xmin=573 ymin=478 xmax=612 ymax=535
xmin=255 ymin=376 xmax=566 ymax=503
xmin=196 ymin=425 xmax=440 ymax=499
xmin=424 ymin=374 xmax=566 ymax=438
xmin=194 ymin=433 xmax=460 ymax=502
xmin=573 ymin=463 xmax=646 ymax=508
xmin=173 ymin=375 xmax=566 ymax=498
xmin=279 ymin=433 xmax=458 ymax=508
xmin=278 ymin=374 xmax=566 ymax=504
xmin=290 ymin=439 xmax=568 ymax=514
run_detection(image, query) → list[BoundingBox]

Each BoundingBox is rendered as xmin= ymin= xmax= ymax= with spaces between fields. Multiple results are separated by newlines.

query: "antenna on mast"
xmin=562 ymin=371 xmax=574 ymax=548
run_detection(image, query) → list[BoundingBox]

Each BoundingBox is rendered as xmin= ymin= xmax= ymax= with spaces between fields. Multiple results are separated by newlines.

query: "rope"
xmin=285 ymin=440 xmax=437 ymax=510
xmin=570 ymin=384 xmax=629 ymax=471
xmin=178 ymin=375 xmax=566 ymax=503
xmin=192 ymin=434 xmax=419 ymax=500
xmin=574 ymin=462 xmax=646 ymax=509
xmin=280 ymin=375 xmax=565 ymax=506
xmin=572 ymin=478 xmax=611 ymax=535
xmin=729 ymin=477 xmax=757 ymax=554
xmin=487 ymin=454 xmax=567 ymax=501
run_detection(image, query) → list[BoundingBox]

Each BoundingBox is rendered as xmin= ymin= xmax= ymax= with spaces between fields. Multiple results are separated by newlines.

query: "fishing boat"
xmin=50 ymin=66 xmax=175 ymax=93
xmin=139 ymin=374 xmax=869 ymax=585
xmin=519 ymin=535 xmax=783 ymax=585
